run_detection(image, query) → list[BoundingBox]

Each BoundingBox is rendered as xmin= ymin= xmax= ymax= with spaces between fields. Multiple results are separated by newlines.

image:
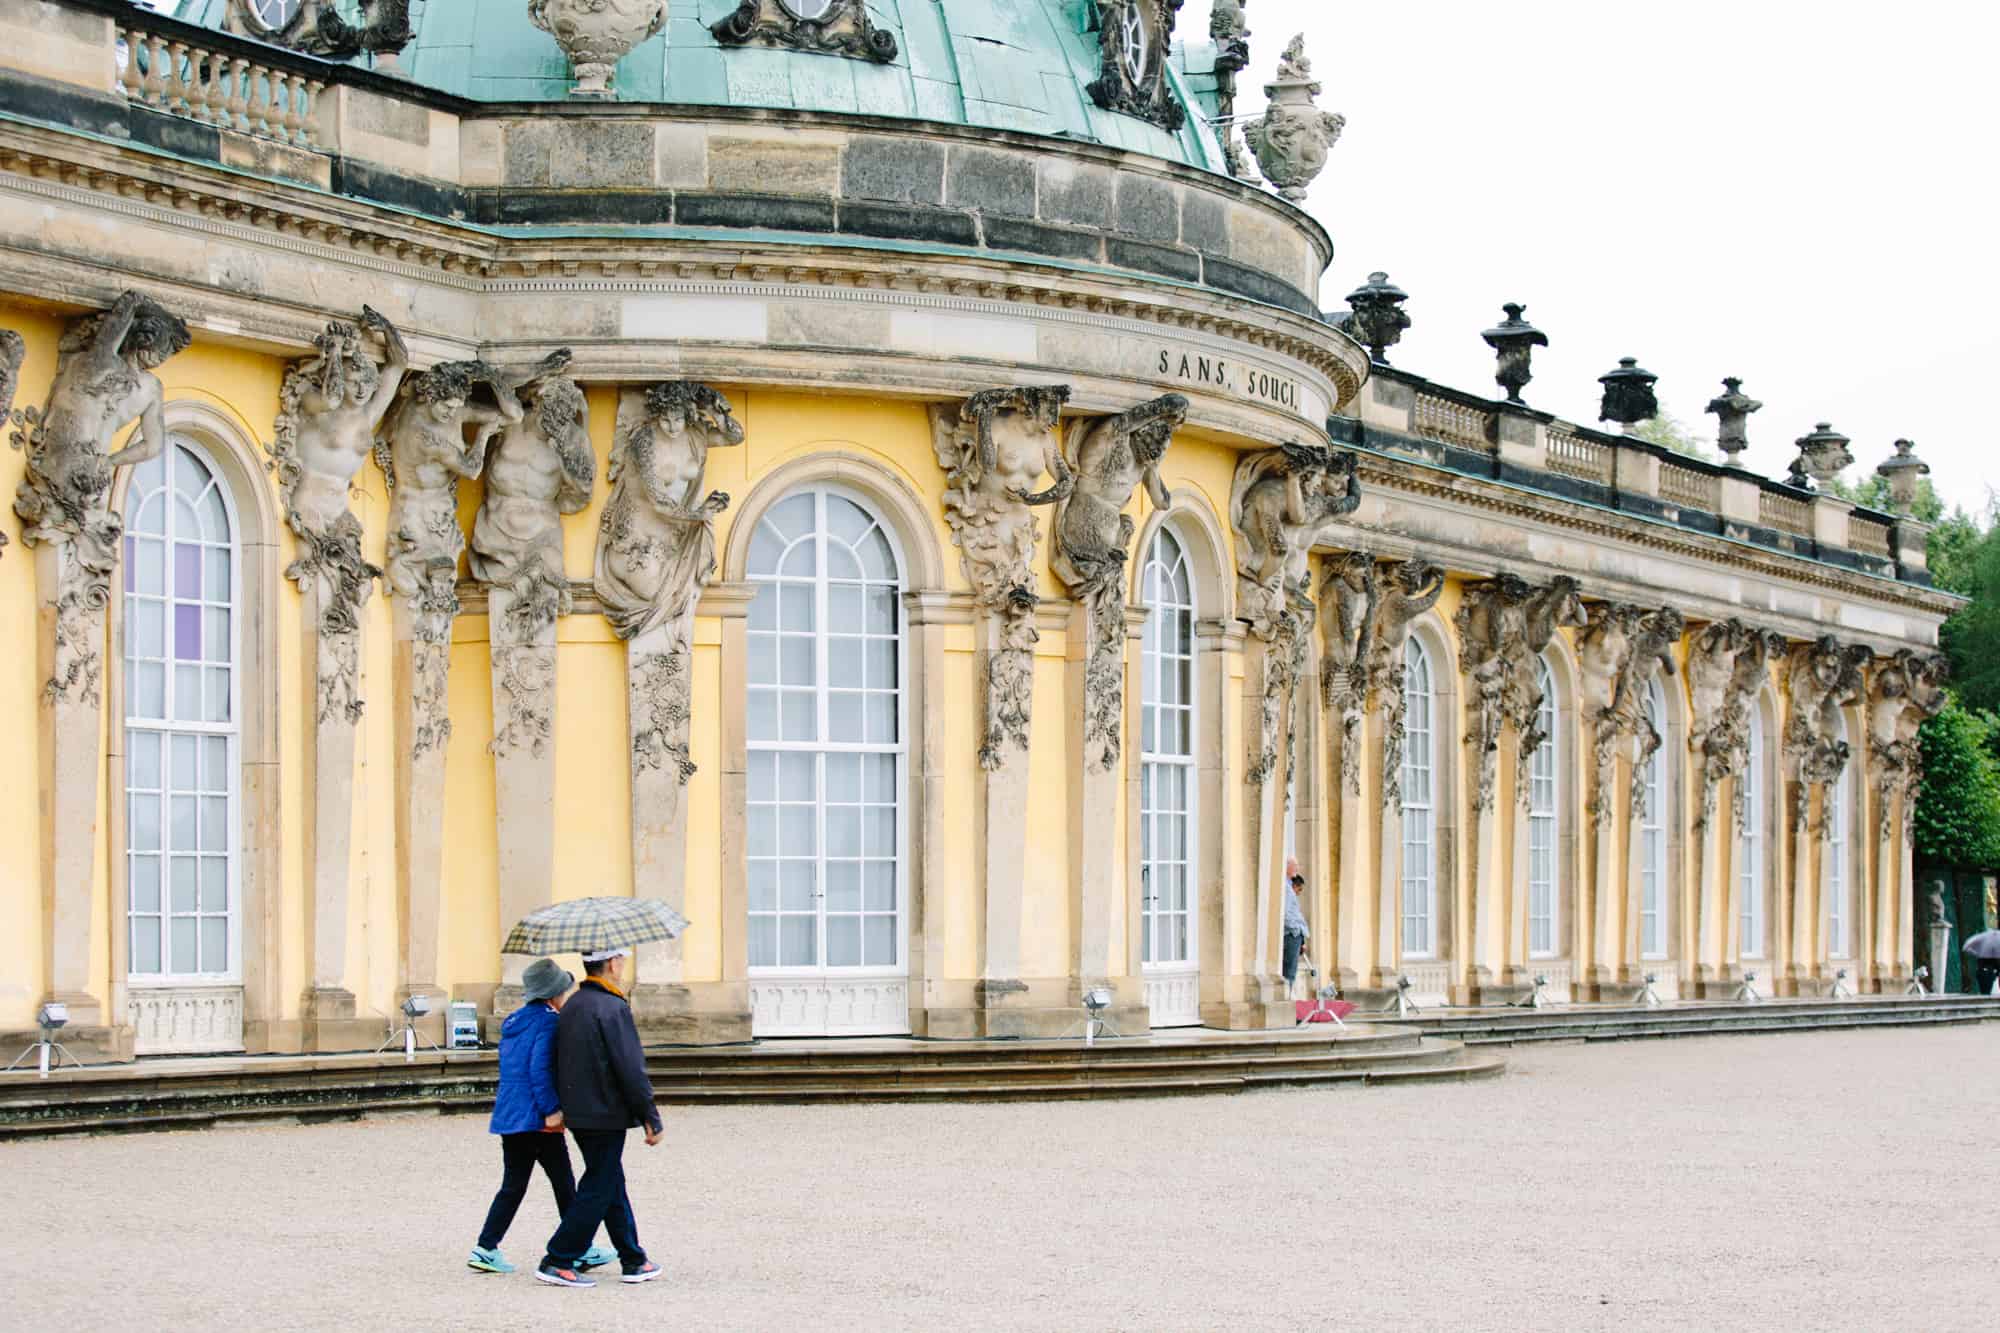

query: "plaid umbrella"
xmin=502 ymin=897 xmax=690 ymax=957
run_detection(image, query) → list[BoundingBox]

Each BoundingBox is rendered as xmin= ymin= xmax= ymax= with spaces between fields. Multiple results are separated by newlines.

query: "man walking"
xmin=536 ymin=947 xmax=665 ymax=1289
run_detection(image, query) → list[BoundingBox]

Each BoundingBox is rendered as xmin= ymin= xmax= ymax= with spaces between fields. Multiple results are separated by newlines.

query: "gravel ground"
xmin=5 ymin=1027 xmax=1996 ymax=1331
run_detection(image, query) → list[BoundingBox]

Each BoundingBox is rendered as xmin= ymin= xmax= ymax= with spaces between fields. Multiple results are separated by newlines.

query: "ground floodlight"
xmin=1066 ymin=986 xmax=1121 ymax=1046
xmin=1636 ymin=973 xmax=1664 ymax=1009
xmin=381 ymin=994 xmax=443 ymax=1063
xmin=1083 ymin=987 xmax=1113 ymax=1013
xmin=1733 ymin=970 xmax=1762 ymax=1003
xmin=10 ymin=1002 xmax=80 ymax=1079
xmin=1906 ymin=966 xmax=1930 ymax=996
xmin=1830 ymin=968 xmax=1856 ymax=1000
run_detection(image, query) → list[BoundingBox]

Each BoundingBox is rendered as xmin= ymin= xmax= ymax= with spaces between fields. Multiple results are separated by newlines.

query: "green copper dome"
xmin=170 ymin=1 xmax=1230 ymax=173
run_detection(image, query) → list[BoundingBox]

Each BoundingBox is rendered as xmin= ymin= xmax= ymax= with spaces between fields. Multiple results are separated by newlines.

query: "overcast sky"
xmin=1206 ymin=1 xmax=1997 ymax=511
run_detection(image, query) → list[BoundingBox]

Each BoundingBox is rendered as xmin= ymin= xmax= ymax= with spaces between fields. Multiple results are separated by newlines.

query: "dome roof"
xmin=171 ymin=1 xmax=1230 ymax=173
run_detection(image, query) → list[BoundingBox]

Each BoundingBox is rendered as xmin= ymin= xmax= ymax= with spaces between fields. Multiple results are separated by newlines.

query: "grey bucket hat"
xmin=521 ymin=957 xmax=574 ymax=1003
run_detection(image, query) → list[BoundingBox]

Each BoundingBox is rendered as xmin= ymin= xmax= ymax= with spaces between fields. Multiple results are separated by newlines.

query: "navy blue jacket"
xmin=488 ymin=1001 xmax=561 ymax=1136
xmin=555 ymin=978 xmax=662 ymax=1134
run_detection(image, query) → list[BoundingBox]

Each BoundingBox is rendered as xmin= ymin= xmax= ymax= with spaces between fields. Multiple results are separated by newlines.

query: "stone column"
xmin=484 ymin=586 xmax=558 ymax=1022
xmin=33 ymin=540 xmax=110 ymax=1033
xmin=1689 ymin=799 xmax=1728 ymax=995
xmin=1063 ymin=596 xmax=1145 ymax=1027
xmin=1782 ymin=780 xmax=1815 ymax=996
xmin=1371 ymin=713 xmax=1401 ymax=989
xmin=973 ymin=606 xmax=1034 ymax=1031
xmin=298 ymin=572 xmax=370 ymax=1050
xmin=392 ymin=599 xmax=451 ymax=1035
xmin=1194 ymin=619 xmax=1242 ymax=1028
xmin=1587 ymin=758 xmax=1622 ymax=996
xmin=1464 ymin=737 xmax=1505 ymax=997
xmin=1331 ymin=692 xmax=1370 ymax=993
xmin=905 ymin=591 xmax=966 ymax=1035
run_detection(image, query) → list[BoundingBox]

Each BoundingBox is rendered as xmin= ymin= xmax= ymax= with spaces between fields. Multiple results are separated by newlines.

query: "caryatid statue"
xmin=1784 ymin=635 xmax=1868 ymax=832
xmin=1868 ymin=650 xmax=1948 ymax=834
xmin=1318 ymin=552 xmax=1378 ymax=797
xmin=11 ymin=291 xmax=191 ymax=701
xmin=1049 ymin=392 xmax=1185 ymax=772
xmin=1578 ymin=603 xmax=1638 ymax=828
xmin=595 ymin=381 xmax=744 ymax=783
xmin=932 ymin=384 xmax=1074 ymax=770
xmin=269 ymin=307 xmax=408 ymax=722
xmin=1612 ymin=606 xmax=1685 ymax=821
xmin=1229 ymin=441 xmax=1362 ymax=638
xmin=470 ymin=354 xmax=593 ymax=757
xmin=1366 ymin=558 xmax=1445 ymax=805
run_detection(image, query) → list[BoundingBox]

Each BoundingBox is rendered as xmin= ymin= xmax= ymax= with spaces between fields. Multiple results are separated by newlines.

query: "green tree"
xmin=1942 ymin=526 xmax=2000 ymax=713
xmin=1913 ymin=699 xmax=2000 ymax=868
xmin=1829 ymin=473 xmax=1945 ymax=523
xmin=1630 ymin=411 xmax=1712 ymax=460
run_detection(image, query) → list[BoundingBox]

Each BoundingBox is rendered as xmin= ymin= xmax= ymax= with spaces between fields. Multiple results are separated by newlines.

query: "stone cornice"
xmin=0 ymin=129 xmax=1363 ymax=404
xmin=1346 ymin=452 xmax=1959 ymax=621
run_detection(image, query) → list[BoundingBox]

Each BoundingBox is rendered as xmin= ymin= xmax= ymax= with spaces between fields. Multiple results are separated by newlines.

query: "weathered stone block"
xmin=655 ymin=121 xmax=707 ymax=188
xmin=983 ymin=215 xmax=1103 ymax=263
xmin=1180 ymin=188 xmax=1229 ymax=254
xmin=945 ymin=145 xmax=1035 ymax=216
xmin=550 ymin=120 xmax=657 ymax=188
xmin=345 ymin=88 xmax=430 ymax=145
xmin=1114 ymin=173 xmax=1179 ymax=242
xmin=710 ymin=133 xmax=842 ymax=195
xmin=460 ymin=120 xmax=501 ymax=186
xmin=841 ymin=135 xmax=945 ymax=204
xmin=502 ymin=121 xmax=554 ymax=187
xmin=1037 ymin=158 xmax=1114 ymax=227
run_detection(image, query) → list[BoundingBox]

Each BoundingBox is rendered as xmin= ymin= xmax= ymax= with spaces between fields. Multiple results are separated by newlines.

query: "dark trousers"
xmin=478 ymin=1132 xmax=577 ymax=1250
xmin=544 ymin=1128 xmax=646 ymax=1271
xmin=1283 ymin=930 xmax=1306 ymax=987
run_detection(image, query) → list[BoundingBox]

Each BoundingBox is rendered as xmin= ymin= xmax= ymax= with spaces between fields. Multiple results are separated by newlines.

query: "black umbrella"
xmin=1960 ymin=930 xmax=2000 ymax=961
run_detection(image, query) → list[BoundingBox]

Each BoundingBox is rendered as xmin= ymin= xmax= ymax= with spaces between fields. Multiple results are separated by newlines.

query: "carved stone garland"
xmin=9 ymin=293 xmax=189 ymax=1029
xmin=709 ymin=0 xmax=899 ymax=63
xmin=1088 ymin=0 xmax=1188 ymax=132
xmin=1049 ymin=393 xmax=1184 ymax=773
xmin=1368 ymin=559 xmax=1445 ymax=807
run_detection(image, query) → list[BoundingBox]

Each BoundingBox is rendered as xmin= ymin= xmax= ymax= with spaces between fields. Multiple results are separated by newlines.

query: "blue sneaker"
xmin=577 ymin=1245 xmax=617 ymax=1271
xmin=467 ymin=1246 xmax=514 ymax=1274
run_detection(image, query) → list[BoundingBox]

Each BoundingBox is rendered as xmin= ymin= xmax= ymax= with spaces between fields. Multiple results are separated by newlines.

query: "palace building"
xmin=0 ymin=0 xmax=1956 ymax=1058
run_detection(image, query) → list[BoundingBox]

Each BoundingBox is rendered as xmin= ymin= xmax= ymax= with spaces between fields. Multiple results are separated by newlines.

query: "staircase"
xmin=0 ymin=1024 xmax=1500 ymax=1138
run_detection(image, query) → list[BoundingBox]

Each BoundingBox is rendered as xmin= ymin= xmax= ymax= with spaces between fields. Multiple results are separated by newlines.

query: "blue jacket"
xmin=488 ymin=1001 xmax=562 ymax=1136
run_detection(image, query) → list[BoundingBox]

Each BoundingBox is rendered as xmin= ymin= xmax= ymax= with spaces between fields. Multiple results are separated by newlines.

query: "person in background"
xmin=1283 ymin=858 xmax=1310 ymax=996
xmin=537 ymin=947 xmax=665 ymax=1290
xmin=468 ymin=957 xmax=616 ymax=1275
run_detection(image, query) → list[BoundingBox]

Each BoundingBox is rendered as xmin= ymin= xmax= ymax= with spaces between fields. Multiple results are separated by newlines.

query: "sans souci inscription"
xmin=1157 ymin=349 xmax=1301 ymax=413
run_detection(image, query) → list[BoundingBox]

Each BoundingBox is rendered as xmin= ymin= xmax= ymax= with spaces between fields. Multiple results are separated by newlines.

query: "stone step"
xmin=1394 ymin=996 xmax=2000 ymax=1046
xmin=0 ymin=1030 xmax=1494 ymax=1136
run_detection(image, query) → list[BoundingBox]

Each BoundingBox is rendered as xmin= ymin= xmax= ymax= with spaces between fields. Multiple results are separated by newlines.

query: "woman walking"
xmin=466 ymin=957 xmax=615 ymax=1275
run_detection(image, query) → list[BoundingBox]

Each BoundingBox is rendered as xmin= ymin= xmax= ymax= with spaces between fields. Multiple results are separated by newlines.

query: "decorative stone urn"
xmin=1875 ymin=438 xmax=1931 ymax=514
xmin=529 ymin=0 xmax=666 ymax=99
xmin=1244 ymin=35 xmax=1344 ymax=202
xmin=1705 ymin=376 xmax=1762 ymax=467
xmin=1789 ymin=422 xmax=1854 ymax=490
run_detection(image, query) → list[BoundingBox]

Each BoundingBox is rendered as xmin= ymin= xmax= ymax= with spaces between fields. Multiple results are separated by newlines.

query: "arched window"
xmin=1401 ymin=637 xmax=1437 ymax=958
xmin=1827 ymin=712 xmax=1850 ymax=959
xmin=745 ymin=489 xmax=907 ymax=1033
xmin=1140 ymin=527 xmax=1199 ymax=1025
xmin=1528 ymin=657 xmax=1559 ymax=957
xmin=1741 ymin=709 xmax=1765 ymax=959
xmin=1640 ymin=676 xmax=1668 ymax=959
xmin=123 ymin=439 xmax=239 ymax=983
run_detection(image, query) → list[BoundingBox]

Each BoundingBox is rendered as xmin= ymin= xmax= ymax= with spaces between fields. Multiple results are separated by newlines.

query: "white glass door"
xmin=746 ymin=489 xmax=909 ymax=1036
xmin=1140 ymin=529 xmax=1200 ymax=1026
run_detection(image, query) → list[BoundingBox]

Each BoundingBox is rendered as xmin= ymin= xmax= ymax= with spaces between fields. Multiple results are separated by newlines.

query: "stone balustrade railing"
xmin=1659 ymin=458 xmax=1720 ymax=512
xmin=1545 ymin=427 xmax=1612 ymax=484
xmin=1344 ymin=367 xmax=1928 ymax=581
xmin=1412 ymin=392 xmax=1493 ymax=450
xmin=1848 ymin=512 xmax=1893 ymax=558
xmin=1758 ymin=488 xmax=1813 ymax=538
xmin=118 ymin=18 xmax=328 ymax=150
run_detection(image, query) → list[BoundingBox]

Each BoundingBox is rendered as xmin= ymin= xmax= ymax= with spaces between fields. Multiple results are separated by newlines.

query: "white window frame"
xmin=123 ymin=436 xmax=243 ymax=988
xmin=745 ymin=485 xmax=909 ymax=981
xmin=1527 ymin=656 xmax=1559 ymax=959
xmin=1139 ymin=527 xmax=1199 ymax=975
xmin=1401 ymin=637 xmax=1437 ymax=959
xmin=1640 ymin=676 xmax=1668 ymax=960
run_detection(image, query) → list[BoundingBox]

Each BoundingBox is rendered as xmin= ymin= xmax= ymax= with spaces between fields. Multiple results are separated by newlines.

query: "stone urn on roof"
xmin=1244 ymin=35 xmax=1345 ymax=202
xmin=1875 ymin=438 xmax=1931 ymax=514
xmin=1789 ymin=422 xmax=1854 ymax=490
xmin=530 ymin=0 xmax=666 ymax=99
